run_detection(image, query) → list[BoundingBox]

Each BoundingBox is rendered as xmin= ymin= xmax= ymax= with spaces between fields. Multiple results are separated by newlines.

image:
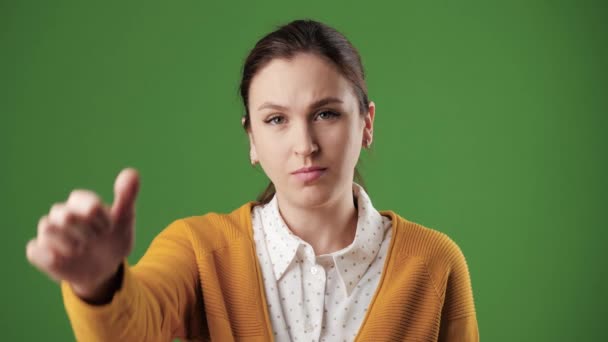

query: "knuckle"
xmin=37 ymin=215 xmax=47 ymax=226
xmin=37 ymin=215 xmax=51 ymax=235
xmin=28 ymin=242 xmax=57 ymax=270
xmin=25 ymin=240 xmax=37 ymax=264
xmin=68 ymin=189 xmax=87 ymax=201
xmin=69 ymin=190 xmax=104 ymax=222
xmin=49 ymin=203 xmax=76 ymax=226
xmin=52 ymin=209 xmax=70 ymax=227
xmin=84 ymin=201 xmax=103 ymax=220
xmin=68 ymin=189 xmax=79 ymax=199
xmin=49 ymin=202 xmax=63 ymax=215
xmin=69 ymin=189 xmax=99 ymax=204
xmin=59 ymin=208 xmax=79 ymax=227
xmin=37 ymin=229 xmax=56 ymax=248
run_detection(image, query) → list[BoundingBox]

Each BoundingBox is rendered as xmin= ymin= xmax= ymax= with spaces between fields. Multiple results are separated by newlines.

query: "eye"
xmin=265 ymin=115 xmax=285 ymax=125
xmin=315 ymin=110 xmax=340 ymax=121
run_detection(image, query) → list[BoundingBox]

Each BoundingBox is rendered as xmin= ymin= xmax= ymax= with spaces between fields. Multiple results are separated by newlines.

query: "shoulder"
xmin=382 ymin=212 xmax=478 ymax=320
xmin=381 ymin=210 xmax=470 ymax=276
xmin=160 ymin=201 xmax=257 ymax=254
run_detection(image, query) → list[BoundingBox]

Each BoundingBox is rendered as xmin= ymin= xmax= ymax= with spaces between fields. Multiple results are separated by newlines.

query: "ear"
xmin=362 ymin=101 xmax=375 ymax=147
xmin=242 ymin=117 xmax=259 ymax=162
xmin=249 ymin=137 xmax=258 ymax=162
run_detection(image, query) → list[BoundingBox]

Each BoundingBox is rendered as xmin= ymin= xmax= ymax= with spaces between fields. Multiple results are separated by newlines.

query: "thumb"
xmin=111 ymin=167 xmax=140 ymax=229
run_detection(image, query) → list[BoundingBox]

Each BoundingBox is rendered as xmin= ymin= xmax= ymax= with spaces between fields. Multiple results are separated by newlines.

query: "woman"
xmin=26 ymin=19 xmax=479 ymax=341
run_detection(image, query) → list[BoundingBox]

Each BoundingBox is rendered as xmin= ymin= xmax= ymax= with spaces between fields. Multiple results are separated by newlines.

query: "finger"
xmin=38 ymin=227 xmax=82 ymax=259
xmin=111 ymin=168 xmax=140 ymax=229
xmin=26 ymin=238 xmax=56 ymax=273
xmin=48 ymin=202 xmax=103 ymax=239
xmin=37 ymin=215 xmax=52 ymax=237
xmin=89 ymin=204 xmax=113 ymax=234
xmin=27 ymin=239 xmax=63 ymax=283
xmin=48 ymin=203 xmax=75 ymax=228
xmin=40 ymin=214 xmax=97 ymax=253
xmin=66 ymin=190 xmax=111 ymax=235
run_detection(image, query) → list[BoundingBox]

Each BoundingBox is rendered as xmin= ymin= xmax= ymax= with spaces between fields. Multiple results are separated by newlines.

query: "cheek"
xmin=256 ymin=136 xmax=289 ymax=175
xmin=333 ymin=127 xmax=362 ymax=171
xmin=324 ymin=122 xmax=362 ymax=159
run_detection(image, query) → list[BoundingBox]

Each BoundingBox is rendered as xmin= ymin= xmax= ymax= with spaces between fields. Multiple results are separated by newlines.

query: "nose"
xmin=292 ymin=121 xmax=319 ymax=157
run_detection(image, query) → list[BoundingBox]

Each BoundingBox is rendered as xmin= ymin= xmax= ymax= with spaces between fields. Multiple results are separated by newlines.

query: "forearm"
xmin=61 ymin=220 xmax=206 ymax=341
xmin=61 ymin=260 xmax=174 ymax=342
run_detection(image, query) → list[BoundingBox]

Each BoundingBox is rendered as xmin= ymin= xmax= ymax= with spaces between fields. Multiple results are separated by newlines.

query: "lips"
xmin=291 ymin=167 xmax=327 ymax=183
xmin=292 ymin=166 xmax=326 ymax=174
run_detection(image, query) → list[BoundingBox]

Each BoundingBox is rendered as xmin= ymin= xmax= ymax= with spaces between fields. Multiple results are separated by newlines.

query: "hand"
xmin=26 ymin=168 xmax=140 ymax=301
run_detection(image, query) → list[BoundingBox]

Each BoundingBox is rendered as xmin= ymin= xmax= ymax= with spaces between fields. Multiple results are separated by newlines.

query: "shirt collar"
xmin=262 ymin=194 xmax=301 ymax=281
xmin=260 ymin=183 xmax=387 ymax=296
xmin=332 ymin=183 xmax=386 ymax=296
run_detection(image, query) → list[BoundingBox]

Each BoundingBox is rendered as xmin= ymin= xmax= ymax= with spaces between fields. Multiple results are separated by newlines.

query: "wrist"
xmin=71 ymin=263 xmax=124 ymax=305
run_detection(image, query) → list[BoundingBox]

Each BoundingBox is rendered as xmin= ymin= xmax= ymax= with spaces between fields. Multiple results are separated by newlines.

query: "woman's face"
xmin=246 ymin=52 xmax=374 ymax=208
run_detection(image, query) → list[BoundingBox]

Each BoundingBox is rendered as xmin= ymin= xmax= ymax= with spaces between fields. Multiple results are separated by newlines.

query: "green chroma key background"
xmin=1 ymin=0 xmax=606 ymax=341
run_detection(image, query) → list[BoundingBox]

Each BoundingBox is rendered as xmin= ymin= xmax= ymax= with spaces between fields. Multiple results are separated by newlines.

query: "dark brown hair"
xmin=240 ymin=19 xmax=370 ymax=204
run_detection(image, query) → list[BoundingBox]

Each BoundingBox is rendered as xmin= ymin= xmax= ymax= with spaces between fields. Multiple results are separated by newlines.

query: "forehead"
xmin=249 ymin=53 xmax=356 ymax=112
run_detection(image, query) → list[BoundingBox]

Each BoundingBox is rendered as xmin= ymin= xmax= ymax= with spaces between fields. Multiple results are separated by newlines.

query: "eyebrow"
xmin=256 ymin=97 xmax=343 ymax=112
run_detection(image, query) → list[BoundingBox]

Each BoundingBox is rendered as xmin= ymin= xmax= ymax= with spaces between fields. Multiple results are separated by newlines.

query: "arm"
xmin=61 ymin=219 xmax=207 ymax=341
xmin=437 ymin=243 xmax=479 ymax=342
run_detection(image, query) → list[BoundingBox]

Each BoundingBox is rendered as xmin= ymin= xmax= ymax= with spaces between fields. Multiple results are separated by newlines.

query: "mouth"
xmin=291 ymin=167 xmax=328 ymax=183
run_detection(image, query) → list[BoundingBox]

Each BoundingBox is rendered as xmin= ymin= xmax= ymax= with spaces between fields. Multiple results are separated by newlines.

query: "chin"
xmin=287 ymin=184 xmax=336 ymax=209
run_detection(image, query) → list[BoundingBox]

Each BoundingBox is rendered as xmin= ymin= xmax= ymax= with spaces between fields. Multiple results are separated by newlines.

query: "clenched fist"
xmin=26 ymin=168 xmax=140 ymax=303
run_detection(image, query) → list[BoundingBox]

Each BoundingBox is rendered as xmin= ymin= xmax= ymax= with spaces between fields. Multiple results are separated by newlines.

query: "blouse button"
xmin=310 ymin=266 xmax=318 ymax=275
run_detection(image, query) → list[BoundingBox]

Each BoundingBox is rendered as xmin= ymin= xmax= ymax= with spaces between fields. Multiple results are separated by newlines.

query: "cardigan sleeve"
xmin=60 ymin=219 xmax=206 ymax=342
xmin=437 ymin=241 xmax=479 ymax=341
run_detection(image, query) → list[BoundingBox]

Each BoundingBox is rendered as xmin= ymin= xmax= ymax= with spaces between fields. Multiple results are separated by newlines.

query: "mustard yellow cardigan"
xmin=61 ymin=202 xmax=479 ymax=341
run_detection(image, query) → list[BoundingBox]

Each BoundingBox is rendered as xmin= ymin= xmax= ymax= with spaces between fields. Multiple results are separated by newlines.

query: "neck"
xmin=276 ymin=186 xmax=358 ymax=255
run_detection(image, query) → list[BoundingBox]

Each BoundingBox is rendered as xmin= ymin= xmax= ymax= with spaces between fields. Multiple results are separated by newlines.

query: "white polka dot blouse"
xmin=251 ymin=183 xmax=393 ymax=341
